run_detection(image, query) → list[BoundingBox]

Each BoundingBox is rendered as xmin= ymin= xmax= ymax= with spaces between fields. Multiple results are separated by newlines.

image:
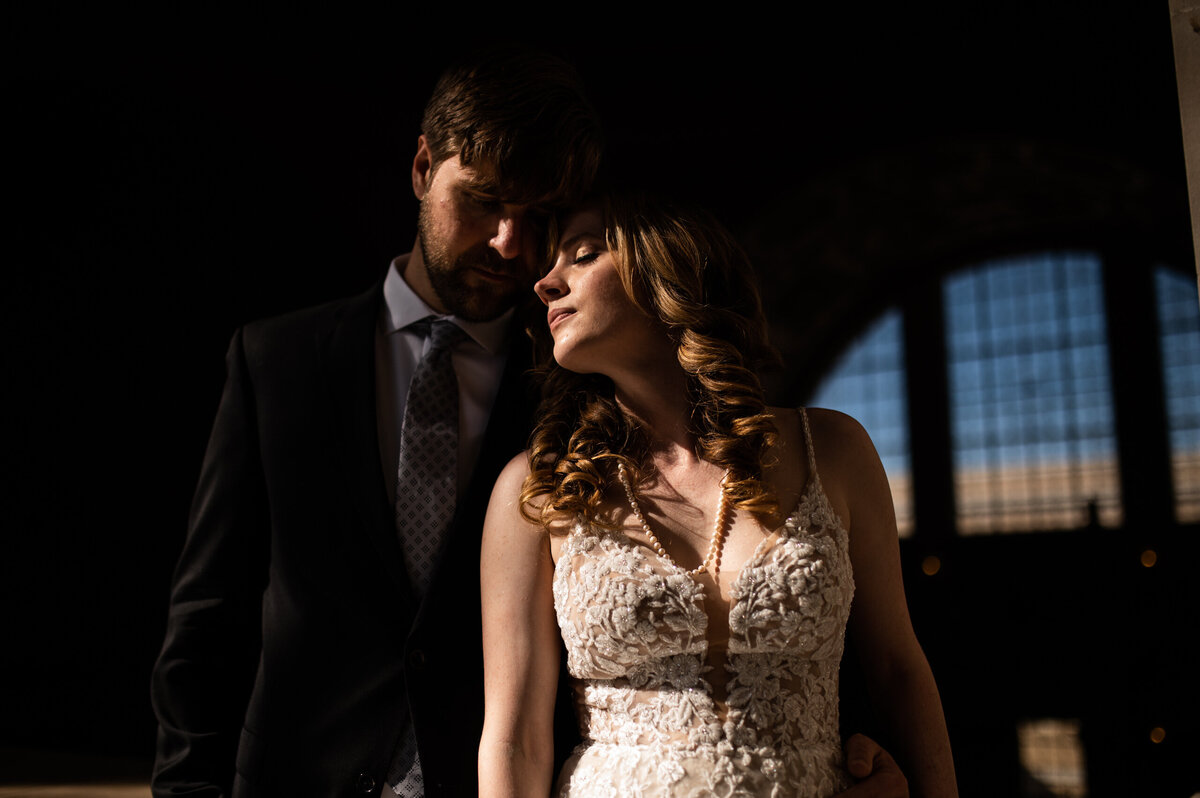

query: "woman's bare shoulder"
xmin=804 ymin=405 xmax=869 ymax=435
xmin=487 ymin=450 xmax=570 ymax=541
xmin=485 ymin=451 xmax=537 ymax=528
xmin=802 ymin=407 xmax=878 ymax=466
xmin=494 ymin=449 xmax=533 ymax=488
xmin=801 ymin=407 xmax=893 ymax=532
xmin=765 ymin=406 xmax=874 ymax=469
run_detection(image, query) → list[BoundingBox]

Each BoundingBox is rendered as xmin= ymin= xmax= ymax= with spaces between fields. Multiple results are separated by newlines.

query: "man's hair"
xmin=421 ymin=46 xmax=604 ymax=206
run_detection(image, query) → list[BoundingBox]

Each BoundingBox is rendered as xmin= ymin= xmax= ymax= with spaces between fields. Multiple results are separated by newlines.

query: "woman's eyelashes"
xmin=571 ymin=239 xmax=607 ymax=264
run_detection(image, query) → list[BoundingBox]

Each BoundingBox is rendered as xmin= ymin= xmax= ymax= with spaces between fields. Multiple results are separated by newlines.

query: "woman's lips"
xmin=547 ymin=308 xmax=575 ymax=331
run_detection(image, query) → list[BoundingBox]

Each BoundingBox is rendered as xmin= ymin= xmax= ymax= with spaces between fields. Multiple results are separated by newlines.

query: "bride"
xmin=477 ymin=191 xmax=957 ymax=797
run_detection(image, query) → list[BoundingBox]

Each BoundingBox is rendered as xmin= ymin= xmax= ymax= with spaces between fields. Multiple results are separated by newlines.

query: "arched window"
xmin=808 ymin=253 xmax=1200 ymax=538
xmin=810 ymin=310 xmax=913 ymax=536
xmin=944 ymin=253 xmax=1120 ymax=533
xmin=1156 ymin=266 xmax=1200 ymax=523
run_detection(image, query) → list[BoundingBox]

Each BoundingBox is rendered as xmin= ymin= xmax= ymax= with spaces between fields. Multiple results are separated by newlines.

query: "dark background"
xmin=5 ymin=4 xmax=1196 ymax=794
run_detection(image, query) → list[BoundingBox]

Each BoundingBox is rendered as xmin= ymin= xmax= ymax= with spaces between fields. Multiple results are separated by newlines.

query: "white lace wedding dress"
xmin=552 ymin=409 xmax=855 ymax=797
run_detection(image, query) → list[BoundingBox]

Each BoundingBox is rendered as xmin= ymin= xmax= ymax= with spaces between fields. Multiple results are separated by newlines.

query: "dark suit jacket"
xmin=151 ymin=281 xmax=533 ymax=797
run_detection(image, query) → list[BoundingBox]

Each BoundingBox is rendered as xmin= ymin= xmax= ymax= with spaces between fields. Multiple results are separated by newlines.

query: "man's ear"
xmin=412 ymin=135 xmax=434 ymax=200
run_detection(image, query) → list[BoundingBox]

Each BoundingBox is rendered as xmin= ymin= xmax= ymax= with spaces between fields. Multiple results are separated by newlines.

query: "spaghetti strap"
xmin=797 ymin=407 xmax=822 ymax=490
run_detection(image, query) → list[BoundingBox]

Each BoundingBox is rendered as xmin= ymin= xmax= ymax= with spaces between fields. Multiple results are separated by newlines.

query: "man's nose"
xmin=489 ymin=211 xmax=525 ymax=260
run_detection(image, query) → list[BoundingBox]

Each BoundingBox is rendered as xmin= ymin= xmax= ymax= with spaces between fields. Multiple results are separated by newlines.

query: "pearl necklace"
xmin=617 ymin=462 xmax=731 ymax=578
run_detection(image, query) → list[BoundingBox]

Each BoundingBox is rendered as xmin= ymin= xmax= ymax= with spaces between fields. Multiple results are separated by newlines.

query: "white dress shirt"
xmin=375 ymin=254 xmax=512 ymax=506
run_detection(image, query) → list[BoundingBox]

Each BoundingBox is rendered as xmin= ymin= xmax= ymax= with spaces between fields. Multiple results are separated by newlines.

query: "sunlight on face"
xmin=534 ymin=209 xmax=668 ymax=376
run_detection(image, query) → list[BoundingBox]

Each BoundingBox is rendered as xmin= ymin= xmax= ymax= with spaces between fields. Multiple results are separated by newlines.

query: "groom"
xmin=151 ymin=47 xmax=907 ymax=798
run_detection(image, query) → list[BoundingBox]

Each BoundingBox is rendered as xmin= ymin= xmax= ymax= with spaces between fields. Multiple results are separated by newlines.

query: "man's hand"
xmin=835 ymin=733 xmax=909 ymax=798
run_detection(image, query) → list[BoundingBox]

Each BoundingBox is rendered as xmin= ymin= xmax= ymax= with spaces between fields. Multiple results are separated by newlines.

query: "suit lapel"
xmin=319 ymin=280 xmax=420 ymax=620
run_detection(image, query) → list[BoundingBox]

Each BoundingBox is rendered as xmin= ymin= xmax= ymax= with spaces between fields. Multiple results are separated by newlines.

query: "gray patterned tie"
xmin=387 ymin=726 xmax=425 ymax=798
xmin=395 ymin=317 xmax=467 ymax=597
xmin=388 ymin=318 xmax=466 ymax=797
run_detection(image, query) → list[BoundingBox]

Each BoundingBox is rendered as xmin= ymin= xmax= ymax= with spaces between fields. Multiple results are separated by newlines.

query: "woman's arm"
xmin=810 ymin=408 xmax=958 ymax=798
xmin=478 ymin=453 xmax=562 ymax=798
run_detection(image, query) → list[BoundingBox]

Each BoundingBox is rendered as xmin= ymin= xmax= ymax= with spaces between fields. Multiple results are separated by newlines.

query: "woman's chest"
xmin=552 ymin=516 xmax=854 ymax=680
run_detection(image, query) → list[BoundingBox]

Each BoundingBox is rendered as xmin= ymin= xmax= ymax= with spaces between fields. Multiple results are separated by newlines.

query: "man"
xmin=151 ymin=48 xmax=601 ymax=797
xmin=152 ymin=48 xmax=907 ymax=798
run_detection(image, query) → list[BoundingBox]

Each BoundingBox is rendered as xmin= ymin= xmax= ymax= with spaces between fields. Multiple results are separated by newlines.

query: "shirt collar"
xmin=381 ymin=255 xmax=513 ymax=355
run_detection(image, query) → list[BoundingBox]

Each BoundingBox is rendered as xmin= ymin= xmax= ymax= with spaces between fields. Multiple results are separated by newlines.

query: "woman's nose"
xmin=534 ymin=268 xmax=567 ymax=305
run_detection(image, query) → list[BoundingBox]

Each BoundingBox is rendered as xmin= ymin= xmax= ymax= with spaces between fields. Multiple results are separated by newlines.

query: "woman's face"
xmin=534 ymin=208 xmax=666 ymax=376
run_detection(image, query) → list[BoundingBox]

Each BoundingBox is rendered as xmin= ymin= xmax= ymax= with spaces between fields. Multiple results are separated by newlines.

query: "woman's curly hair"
xmin=520 ymin=191 xmax=782 ymax=532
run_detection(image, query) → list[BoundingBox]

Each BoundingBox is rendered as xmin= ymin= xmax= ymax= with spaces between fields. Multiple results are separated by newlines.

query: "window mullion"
xmin=1102 ymin=252 xmax=1174 ymax=528
xmin=903 ymin=276 xmax=957 ymax=543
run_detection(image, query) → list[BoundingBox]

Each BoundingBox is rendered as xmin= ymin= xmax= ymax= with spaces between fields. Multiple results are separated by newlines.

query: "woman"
xmin=478 ymin=192 xmax=957 ymax=797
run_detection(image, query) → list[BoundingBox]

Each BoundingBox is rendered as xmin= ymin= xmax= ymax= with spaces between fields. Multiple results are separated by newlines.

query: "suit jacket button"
xmin=409 ymin=649 xmax=426 ymax=669
xmin=355 ymin=772 xmax=376 ymax=794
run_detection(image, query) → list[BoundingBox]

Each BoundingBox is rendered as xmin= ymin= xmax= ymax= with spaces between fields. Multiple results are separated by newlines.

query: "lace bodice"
xmin=552 ymin=410 xmax=856 ymax=797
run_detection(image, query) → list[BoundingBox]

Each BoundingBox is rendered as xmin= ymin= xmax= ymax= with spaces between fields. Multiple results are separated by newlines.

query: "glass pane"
xmin=945 ymin=253 xmax=1121 ymax=533
xmin=809 ymin=309 xmax=913 ymax=536
xmin=1017 ymin=718 xmax=1088 ymax=797
xmin=1155 ymin=267 xmax=1200 ymax=523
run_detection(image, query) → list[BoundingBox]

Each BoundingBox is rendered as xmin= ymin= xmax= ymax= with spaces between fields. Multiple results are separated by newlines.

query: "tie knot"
xmin=410 ymin=318 xmax=467 ymax=354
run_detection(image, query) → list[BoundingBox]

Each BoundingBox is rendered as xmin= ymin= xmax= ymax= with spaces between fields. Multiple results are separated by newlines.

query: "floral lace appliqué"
xmin=552 ymin=422 xmax=856 ymax=798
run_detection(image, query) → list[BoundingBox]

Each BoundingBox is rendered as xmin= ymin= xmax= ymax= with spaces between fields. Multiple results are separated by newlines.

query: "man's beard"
xmin=417 ymin=199 xmax=529 ymax=322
